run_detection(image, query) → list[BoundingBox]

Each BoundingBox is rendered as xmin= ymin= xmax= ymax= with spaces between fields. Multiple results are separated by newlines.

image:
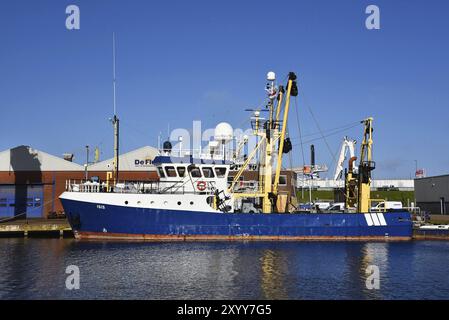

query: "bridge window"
xmin=215 ymin=167 xmax=227 ymax=178
xmin=157 ymin=167 xmax=165 ymax=178
xmin=189 ymin=167 xmax=202 ymax=178
xmin=165 ymin=166 xmax=177 ymax=177
xmin=279 ymin=175 xmax=287 ymax=186
xmin=177 ymin=166 xmax=186 ymax=177
xmin=202 ymin=167 xmax=215 ymax=178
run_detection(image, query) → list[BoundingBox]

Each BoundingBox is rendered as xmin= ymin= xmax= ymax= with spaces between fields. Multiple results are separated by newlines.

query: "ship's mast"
xmin=112 ymin=32 xmax=119 ymax=185
xmin=229 ymin=71 xmax=296 ymax=213
xmin=260 ymin=72 xmax=277 ymax=213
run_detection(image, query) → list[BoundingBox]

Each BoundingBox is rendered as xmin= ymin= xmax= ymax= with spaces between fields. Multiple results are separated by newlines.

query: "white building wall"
xmin=297 ymin=179 xmax=414 ymax=190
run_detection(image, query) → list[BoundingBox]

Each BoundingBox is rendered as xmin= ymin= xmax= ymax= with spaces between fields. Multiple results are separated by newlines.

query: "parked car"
xmin=327 ymin=202 xmax=345 ymax=212
xmin=314 ymin=201 xmax=332 ymax=210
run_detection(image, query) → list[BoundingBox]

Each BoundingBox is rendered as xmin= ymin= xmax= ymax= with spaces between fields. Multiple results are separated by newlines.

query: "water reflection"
xmin=358 ymin=243 xmax=389 ymax=299
xmin=0 ymin=239 xmax=448 ymax=299
xmin=260 ymin=249 xmax=288 ymax=299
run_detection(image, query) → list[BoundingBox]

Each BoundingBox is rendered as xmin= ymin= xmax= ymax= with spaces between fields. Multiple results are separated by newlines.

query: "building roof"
xmin=414 ymin=174 xmax=449 ymax=181
xmin=0 ymin=145 xmax=84 ymax=171
xmin=153 ymin=155 xmax=231 ymax=165
xmin=88 ymin=146 xmax=158 ymax=171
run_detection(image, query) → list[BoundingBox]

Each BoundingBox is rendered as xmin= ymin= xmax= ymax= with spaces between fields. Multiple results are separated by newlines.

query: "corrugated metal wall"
xmin=415 ymin=175 xmax=449 ymax=214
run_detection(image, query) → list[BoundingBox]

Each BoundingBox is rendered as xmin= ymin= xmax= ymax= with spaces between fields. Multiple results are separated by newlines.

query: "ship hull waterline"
xmin=61 ymin=198 xmax=413 ymax=241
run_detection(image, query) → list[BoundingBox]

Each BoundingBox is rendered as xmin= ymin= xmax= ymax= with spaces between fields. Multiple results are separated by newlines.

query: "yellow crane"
xmin=345 ymin=117 xmax=375 ymax=212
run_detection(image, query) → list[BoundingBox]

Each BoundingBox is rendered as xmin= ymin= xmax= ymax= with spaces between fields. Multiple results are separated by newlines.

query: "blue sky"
xmin=1 ymin=0 xmax=448 ymax=179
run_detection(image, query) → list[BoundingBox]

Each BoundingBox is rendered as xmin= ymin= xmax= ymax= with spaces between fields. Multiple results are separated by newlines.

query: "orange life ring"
xmin=197 ymin=181 xmax=207 ymax=191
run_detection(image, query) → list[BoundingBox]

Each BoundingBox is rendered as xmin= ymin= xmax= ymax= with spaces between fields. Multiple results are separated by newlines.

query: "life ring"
xmin=197 ymin=181 xmax=207 ymax=191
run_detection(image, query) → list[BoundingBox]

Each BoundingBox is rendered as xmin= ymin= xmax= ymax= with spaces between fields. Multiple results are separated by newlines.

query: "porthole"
xmin=190 ymin=201 xmax=194 ymax=205
xmin=177 ymin=201 xmax=182 ymax=205
xmin=125 ymin=201 xmax=128 ymax=205
xmin=150 ymin=201 xmax=155 ymax=204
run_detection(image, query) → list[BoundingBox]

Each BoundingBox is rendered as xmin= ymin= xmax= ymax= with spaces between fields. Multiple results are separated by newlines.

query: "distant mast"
xmin=112 ymin=32 xmax=119 ymax=184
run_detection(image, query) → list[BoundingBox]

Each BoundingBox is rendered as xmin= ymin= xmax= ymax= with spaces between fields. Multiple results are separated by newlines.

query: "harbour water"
xmin=0 ymin=239 xmax=448 ymax=300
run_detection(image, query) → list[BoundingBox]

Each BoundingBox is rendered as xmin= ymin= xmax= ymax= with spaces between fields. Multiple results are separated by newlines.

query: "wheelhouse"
xmin=152 ymin=156 xmax=231 ymax=194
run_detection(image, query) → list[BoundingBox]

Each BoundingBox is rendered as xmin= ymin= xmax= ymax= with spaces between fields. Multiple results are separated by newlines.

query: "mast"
xmin=260 ymin=72 xmax=277 ymax=213
xmin=112 ymin=32 xmax=119 ymax=185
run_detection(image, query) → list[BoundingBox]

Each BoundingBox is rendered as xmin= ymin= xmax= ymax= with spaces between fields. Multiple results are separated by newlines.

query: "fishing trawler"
xmin=60 ymin=71 xmax=412 ymax=240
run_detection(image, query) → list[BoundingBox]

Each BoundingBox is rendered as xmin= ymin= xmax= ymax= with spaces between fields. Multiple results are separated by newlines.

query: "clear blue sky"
xmin=1 ymin=0 xmax=448 ymax=179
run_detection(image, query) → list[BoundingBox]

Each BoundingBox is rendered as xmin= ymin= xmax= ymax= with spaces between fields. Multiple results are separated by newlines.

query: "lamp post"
xmin=85 ymin=145 xmax=89 ymax=181
xmin=414 ymin=160 xmax=418 ymax=177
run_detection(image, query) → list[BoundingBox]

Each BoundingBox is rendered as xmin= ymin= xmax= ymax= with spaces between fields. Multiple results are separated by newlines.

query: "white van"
xmin=370 ymin=201 xmax=403 ymax=212
xmin=327 ymin=202 xmax=345 ymax=212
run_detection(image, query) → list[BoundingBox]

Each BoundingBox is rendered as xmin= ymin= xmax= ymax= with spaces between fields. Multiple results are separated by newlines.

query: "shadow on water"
xmin=9 ymin=146 xmax=42 ymax=219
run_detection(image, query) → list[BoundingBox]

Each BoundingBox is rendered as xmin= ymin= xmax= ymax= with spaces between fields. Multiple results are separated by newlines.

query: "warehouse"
xmin=0 ymin=145 xmax=159 ymax=218
xmin=414 ymin=174 xmax=449 ymax=215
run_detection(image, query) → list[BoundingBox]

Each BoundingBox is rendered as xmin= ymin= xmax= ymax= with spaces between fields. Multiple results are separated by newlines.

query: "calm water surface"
xmin=0 ymin=239 xmax=448 ymax=299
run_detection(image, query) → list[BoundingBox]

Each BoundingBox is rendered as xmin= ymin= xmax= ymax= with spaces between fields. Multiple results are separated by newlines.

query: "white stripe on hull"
xmin=364 ymin=213 xmax=388 ymax=226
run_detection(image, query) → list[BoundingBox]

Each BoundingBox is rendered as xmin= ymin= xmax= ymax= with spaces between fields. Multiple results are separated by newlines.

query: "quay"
xmin=0 ymin=219 xmax=72 ymax=238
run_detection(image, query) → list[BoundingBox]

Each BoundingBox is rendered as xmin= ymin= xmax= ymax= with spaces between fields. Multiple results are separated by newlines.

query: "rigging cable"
xmin=293 ymin=97 xmax=307 ymax=202
xmin=293 ymin=97 xmax=306 ymax=168
xmin=302 ymin=93 xmax=338 ymax=167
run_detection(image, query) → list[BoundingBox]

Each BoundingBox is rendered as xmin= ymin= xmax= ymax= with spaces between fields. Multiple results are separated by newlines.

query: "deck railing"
xmin=65 ymin=179 xmax=217 ymax=195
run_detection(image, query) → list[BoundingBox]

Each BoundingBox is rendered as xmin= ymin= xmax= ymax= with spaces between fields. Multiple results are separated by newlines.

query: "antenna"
xmin=112 ymin=32 xmax=117 ymax=116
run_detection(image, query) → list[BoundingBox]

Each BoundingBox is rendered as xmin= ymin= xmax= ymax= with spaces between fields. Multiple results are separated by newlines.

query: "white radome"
xmin=214 ymin=122 xmax=233 ymax=142
xmin=267 ymin=71 xmax=276 ymax=81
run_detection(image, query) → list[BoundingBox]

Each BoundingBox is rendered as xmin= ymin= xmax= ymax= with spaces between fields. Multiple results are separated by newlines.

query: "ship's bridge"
xmin=152 ymin=155 xmax=231 ymax=194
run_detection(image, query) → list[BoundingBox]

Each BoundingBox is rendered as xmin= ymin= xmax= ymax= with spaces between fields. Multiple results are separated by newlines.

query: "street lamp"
xmin=85 ymin=145 xmax=89 ymax=181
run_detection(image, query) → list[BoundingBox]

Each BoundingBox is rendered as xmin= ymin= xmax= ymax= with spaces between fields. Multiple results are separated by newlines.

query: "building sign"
xmin=134 ymin=159 xmax=153 ymax=167
xmin=415 ymin=169 xmax=425 ymax=179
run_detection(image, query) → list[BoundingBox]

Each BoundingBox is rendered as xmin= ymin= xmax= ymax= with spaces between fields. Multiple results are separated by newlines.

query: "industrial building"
xmin=0 ymin=145 xmax=158 ymax=218
xmin=415 ymin=174 xmax=449 ymax=215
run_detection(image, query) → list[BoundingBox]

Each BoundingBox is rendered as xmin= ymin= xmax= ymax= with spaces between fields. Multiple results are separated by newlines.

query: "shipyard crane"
xmin=333 ymin=136 xmax=356 ymax=180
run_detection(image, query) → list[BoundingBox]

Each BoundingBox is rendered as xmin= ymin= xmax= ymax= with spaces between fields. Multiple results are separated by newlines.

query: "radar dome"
xmin=214 ymin=122 xmax=233 ymax=142
xmin=267 ymin=71 xmax=276 ymax=81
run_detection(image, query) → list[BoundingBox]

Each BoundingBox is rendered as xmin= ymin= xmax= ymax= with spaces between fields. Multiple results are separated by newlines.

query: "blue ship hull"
xmin=61 ymin=199 xmax=413 ymax=241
